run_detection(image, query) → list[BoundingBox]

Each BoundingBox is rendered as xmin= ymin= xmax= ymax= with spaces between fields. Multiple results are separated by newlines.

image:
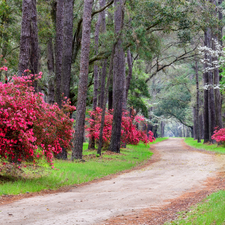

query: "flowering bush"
xmin=85 ymin=107 xmax=155 ymax=148
xmin=0 ymin=70 xmax=75 ymax=167
xmin=212 ymin=127 xmax=225 ymax=145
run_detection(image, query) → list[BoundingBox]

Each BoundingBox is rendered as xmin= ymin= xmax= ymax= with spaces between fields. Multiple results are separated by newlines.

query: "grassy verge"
xmin=184 ymin=137 xmax=225 ymax=154
xmin=0 ymin=138 xmax=167 ymax=196
xmin=165 ymin=190 xmax=225 ymax=225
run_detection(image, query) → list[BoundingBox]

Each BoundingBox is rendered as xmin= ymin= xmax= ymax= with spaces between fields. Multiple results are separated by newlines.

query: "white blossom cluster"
xmin=198 ymin=38 xmax=225 ymax=90
xmin=203 ymin=84 xmax=221 ymax=90
xmin=198 ymin=39 xmax=225 ymax=74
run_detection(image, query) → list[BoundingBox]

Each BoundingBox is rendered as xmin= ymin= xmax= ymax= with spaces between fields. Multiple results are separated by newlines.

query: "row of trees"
xmin=1 ymin=0 xmax=225 ymax=162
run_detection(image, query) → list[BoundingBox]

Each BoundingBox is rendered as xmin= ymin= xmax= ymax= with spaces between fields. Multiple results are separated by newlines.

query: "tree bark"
xmin=108 ymin=80 xmax=113 ymax=110
xmin=195 ymin=60 xmax=201 ymax=142
xmin=88 ymin=1 xmax=102 ymax=150
xmin=30 ymin=0 xmax=39 ymax=76
xmin=97 ymin=44 xmax=115 ymax=155
xmin=203 ymin=30 xmax=210 ymax=143
xmin=160 ymin=121 xmax=164 ymax=137
xmin=126 ymin=49 xmax=132 ymax=100
xmin=98 ymin=0 xmax=107 ymax=109
xmin=61 ymin=0 xmax=74 ymax=99
xmin=213 ymin=0 xmax=223 ymax=129
xmin=206 ymin=28 xmax=216 ymax=143
xmin=72 ymin=0 xmax=94 ymax=160
xmin=47 ymin=38 xmax=55 ymax=104
xmin=109 ymin=0 xmax=124 ymax=153
xmin=193 ymin=107 xmax=197 ymax=139
xmin=55 ymin=0 xmax=64 ymax=108
xmin=18 ymin=0 xmax=39 ymax=77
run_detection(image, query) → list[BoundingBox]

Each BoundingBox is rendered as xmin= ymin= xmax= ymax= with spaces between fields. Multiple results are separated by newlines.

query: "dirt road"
xmin=0 ymin=138 xmax=225 ymax=225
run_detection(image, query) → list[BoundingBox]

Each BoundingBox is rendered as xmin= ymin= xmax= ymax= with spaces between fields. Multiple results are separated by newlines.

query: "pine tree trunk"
xmin=109 ymin=0 xmax=125 ymax=153
xmin=88 ymin=3 xmax=102 ymax=150
xmin=108 ymin=78 xmax=113 ymax=110
xmin=193 ymin=107 xmax=197 ymax=140
xmin=160 ymin=121 xmax=164 ymax=137
xmin=206 ymin=28 xmax=216 ymax=142
xmin=55 ymin=0 xmax=64 ymax=108
xmin=18 ymin=0 xmax=31 ymax=77
xmin=18 ymin=0 xmax=39 ymax=77
xmin=97 ymin=44 xmax=116 ymax=155
xmin=47 ymin=38 xmax=55 ymax=104
xmin=203 ymin=30 xmax=210 ymax=143
xmin=72 ymin=0 xmax=94 ymax=160
xmin=99 ymin=0 xmax=107 ymax=108
xmin=61 ymin=0 xmax=74 ymax=99
xmin=195 ymin=60 xmax=201 ymax=142
xmin=126 ymin=49 xmax=132 ymax=100
xmin=214 ymin=0 xmax=223 ymax=129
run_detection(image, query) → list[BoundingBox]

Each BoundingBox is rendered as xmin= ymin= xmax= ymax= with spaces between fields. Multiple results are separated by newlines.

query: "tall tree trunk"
xmin=30 ymin=0 xmax=39 ymax=75
xmin=97 ymin=44 xmax=115 ymax=155
xmin=47 ymin=38 xmax=55 ymax=104
xmin=193 ymin=107 xmax=197 ymax=140
xmin=55 ymin=0 xmax=64 ymax=108
xmin=107 ymin=4 xmax=113 ymax=110
xmin=206 ymin=28 xmax=216 ymax=143
xmin=88 ymin=2 xmax=102 ymax=150
xmin=72 ymin=0 xmax=94 ymax=160
xmin=218 ymin=0 xmax=223 ymax=46
xmin=99 ymin=0 xmax=107 ymax=108
xmin=109 ymin=0 xmax=124 ymax=153
xmin=160 ymin=121 xmax=164 ymax=137
xmin=200 ymin=113 xmax=204 ymax=139
xmin=126 ymin=49 xmax=132 ymax=100
xmin=203 ymin=30 xmax=210 ymax=143
xmin=61 ymin=0 xmax=74 ymax=99
xmin=122 ymin=63 xmax=126 ymax=110
xmin=108 ymin=79 xmax=113 ymax=110
xmin=18 ymin=0 xmax=39 ymax=77
xmin=195 ymin=60 xmax=201 ymax=142
xmin=213 ymin=0 xmax=223 ymax=129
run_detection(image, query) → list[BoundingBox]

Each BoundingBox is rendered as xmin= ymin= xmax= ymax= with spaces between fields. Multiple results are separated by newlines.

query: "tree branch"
xmin=91 ymin=0 xmax=114 ymax=18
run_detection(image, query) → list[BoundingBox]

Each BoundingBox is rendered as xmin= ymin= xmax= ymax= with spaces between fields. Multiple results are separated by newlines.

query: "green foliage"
xmin=128 ymin=60 xmax=150 ymax=117
xmin=0 ymin=0 xmax=21 ymax=72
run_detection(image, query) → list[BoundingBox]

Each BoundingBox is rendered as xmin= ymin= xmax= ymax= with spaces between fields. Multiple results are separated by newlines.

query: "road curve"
xmin=0 ymin=138 xmax=223 ymax=225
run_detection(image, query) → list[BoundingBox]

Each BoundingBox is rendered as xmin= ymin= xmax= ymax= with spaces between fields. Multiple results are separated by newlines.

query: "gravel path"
xmin=0 ymin=138 xmax=224 ymax=225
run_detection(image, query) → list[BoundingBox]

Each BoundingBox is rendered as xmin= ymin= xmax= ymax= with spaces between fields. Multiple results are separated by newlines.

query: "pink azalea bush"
xmin=0 ymin=69 xmax=75 ymax=168
xmin=212 ymin=127 xmax=225 ymax=145
xmin=85 ymin=107 xmax=155 ymax=148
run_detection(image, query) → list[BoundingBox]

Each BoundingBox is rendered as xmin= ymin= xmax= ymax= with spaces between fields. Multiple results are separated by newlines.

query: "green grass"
xmin=165 ymin=190 xmax=225 ymax=225
xmin=184 ymin=138 xmax=225 ymax=154
xmin=0 ymin=138 xmax=167 ymax=196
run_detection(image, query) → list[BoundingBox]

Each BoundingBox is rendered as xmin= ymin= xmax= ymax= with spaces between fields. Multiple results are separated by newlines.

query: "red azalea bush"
xmin=0 ymin=70 xmax=75 ymax=167
xmin=85 ymin=107 xmax=155 ymax=148
xmin=212 ymin=127 xmax=225 ymax=145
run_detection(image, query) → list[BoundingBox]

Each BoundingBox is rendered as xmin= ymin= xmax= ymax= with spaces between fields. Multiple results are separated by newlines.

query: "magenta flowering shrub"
xmin=212 ymin=127 xmax=225 ymax=145
xmin=85 ymin=107 xmax=155 ymax=148
xmin=0 ymin=69 xmax=75 ymax=166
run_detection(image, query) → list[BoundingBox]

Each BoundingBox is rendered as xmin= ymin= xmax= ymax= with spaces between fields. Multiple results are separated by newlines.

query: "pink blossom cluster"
xmin=0 ymin=73 xmax=75 ymax=167
xmin=0 ymin=66 xmax=8 ymax=71
xmin=212 ymin=127 xmax=225 ymax=144
xmin=86 ymin=107 xmax=155 ymax=148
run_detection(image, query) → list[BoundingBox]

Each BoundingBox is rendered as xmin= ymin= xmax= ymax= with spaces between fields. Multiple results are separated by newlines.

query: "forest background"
xmin=1 ymin=0 xmax=225 ymax=161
